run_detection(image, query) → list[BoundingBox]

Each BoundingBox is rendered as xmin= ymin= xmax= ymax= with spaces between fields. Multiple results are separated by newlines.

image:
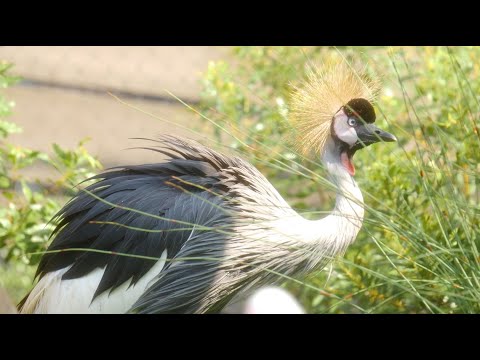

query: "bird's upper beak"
xmin=352 ymin=124 xmax=397 ymax=151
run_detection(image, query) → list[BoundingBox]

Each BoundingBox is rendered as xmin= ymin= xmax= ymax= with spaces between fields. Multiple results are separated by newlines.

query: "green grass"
xmin=198 ymin=46 xmax=480 ymax=313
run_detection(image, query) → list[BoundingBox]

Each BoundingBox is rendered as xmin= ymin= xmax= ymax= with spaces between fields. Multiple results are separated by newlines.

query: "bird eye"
xmin=347 ymin=118 xmax=357 ymax=127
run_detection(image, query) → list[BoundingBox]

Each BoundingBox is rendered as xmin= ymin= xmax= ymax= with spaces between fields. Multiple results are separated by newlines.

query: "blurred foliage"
xmin=199 ymin=46 xmax=480 ymax=313
xmin=0 ymin=61 xmax=102 ymax=302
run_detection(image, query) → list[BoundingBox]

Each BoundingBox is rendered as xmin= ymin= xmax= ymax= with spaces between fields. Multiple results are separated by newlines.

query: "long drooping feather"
xmin=19 ymin=136 xmax=303 ymax=313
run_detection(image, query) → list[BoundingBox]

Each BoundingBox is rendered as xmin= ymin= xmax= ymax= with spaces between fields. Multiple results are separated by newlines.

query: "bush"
xmin=0 ymin=61 xmax=102 ymax=302
xmin=199 ymin=46 xmax=479 ymax=313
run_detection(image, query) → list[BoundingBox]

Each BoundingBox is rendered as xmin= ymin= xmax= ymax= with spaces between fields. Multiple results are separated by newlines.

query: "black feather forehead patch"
xmin=344 ymin=98 xmax=376 ymax=123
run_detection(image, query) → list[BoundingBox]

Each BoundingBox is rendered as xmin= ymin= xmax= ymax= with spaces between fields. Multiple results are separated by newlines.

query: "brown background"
xmin=0 ymin=46 xmax=231 ymax=179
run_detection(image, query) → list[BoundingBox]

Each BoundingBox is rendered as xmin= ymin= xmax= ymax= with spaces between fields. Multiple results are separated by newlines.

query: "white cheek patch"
xmin=333 ymin=113 xmax=358 ymax=146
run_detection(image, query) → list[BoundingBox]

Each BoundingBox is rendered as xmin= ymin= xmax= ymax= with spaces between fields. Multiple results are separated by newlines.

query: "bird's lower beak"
xmin=353 ymin=124 xmax=397 ymax=149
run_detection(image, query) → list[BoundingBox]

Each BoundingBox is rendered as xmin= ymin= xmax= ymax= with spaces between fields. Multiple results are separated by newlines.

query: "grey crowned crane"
xmin=19 ymin=62 xmax=396 ymax=314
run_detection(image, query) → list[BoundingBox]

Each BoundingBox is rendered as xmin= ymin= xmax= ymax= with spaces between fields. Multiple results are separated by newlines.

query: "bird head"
xmin=290 ymin=62 xmax=397 ymax=176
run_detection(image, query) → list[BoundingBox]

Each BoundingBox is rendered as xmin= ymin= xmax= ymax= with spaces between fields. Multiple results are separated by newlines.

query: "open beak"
xmin=352 ymin=124 xmax=397 ymax=150
xmin=341 ymin=124 xmax=397 ymax=177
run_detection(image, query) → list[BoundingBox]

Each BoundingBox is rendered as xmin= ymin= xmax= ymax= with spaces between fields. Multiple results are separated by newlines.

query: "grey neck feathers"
xmin=248 ymin=138 xmax=365 ymax=273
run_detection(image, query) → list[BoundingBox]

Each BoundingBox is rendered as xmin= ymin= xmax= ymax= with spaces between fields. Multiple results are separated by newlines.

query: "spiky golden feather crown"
xmin=289 ymin=61 xmax=381 ymax=156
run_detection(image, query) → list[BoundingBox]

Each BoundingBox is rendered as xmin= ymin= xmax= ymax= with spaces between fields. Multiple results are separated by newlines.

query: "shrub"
xmin=199 ymin=46 xmax=480 ymax=313
xmin=0 ymin=61 xmax=102 ymax=301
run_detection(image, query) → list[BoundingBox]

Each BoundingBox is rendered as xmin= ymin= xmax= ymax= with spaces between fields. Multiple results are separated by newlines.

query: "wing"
xmin=22 ymin=136 xmax=249 ymax=311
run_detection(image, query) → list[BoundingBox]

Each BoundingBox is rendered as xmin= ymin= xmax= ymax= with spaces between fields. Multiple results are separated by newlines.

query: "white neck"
xmin=311 ymin=139 xmax=364 ymax=253
xmin=269 ymin=138 xmax=364 ymax=253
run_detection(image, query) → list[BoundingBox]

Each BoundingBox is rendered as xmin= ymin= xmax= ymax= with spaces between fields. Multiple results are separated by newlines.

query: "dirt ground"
xmin=0 ymin=46 xmax=231 ymax=179
xmin=0 ymin=46 xmax=229 ymax=100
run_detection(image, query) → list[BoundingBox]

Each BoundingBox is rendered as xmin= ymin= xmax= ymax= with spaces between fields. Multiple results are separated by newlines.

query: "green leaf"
xmin=0 ymin=120 xmax=22 ymax=138
xmin=21 ymin=181 xmax=33 ymax=203
xmin=0 ymin=175 xmax=10 ymax=188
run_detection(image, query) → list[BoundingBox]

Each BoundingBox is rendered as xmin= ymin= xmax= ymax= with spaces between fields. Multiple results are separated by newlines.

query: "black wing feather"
xmin=35 ymin=136 xmax=241 ymax=305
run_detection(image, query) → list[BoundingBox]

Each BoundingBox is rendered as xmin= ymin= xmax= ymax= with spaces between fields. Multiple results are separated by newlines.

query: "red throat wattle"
xmin=341 ymin=151 xmax=355 ymax=176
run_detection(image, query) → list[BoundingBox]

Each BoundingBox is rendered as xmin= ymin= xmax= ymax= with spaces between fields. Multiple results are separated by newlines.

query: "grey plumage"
xmin=128 ymin=136 xmax=334 ymax=313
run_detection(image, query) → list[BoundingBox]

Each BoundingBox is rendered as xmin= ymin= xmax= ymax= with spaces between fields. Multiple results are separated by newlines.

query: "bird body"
xmin=19 ymin=62 xmax=396 ymax=314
